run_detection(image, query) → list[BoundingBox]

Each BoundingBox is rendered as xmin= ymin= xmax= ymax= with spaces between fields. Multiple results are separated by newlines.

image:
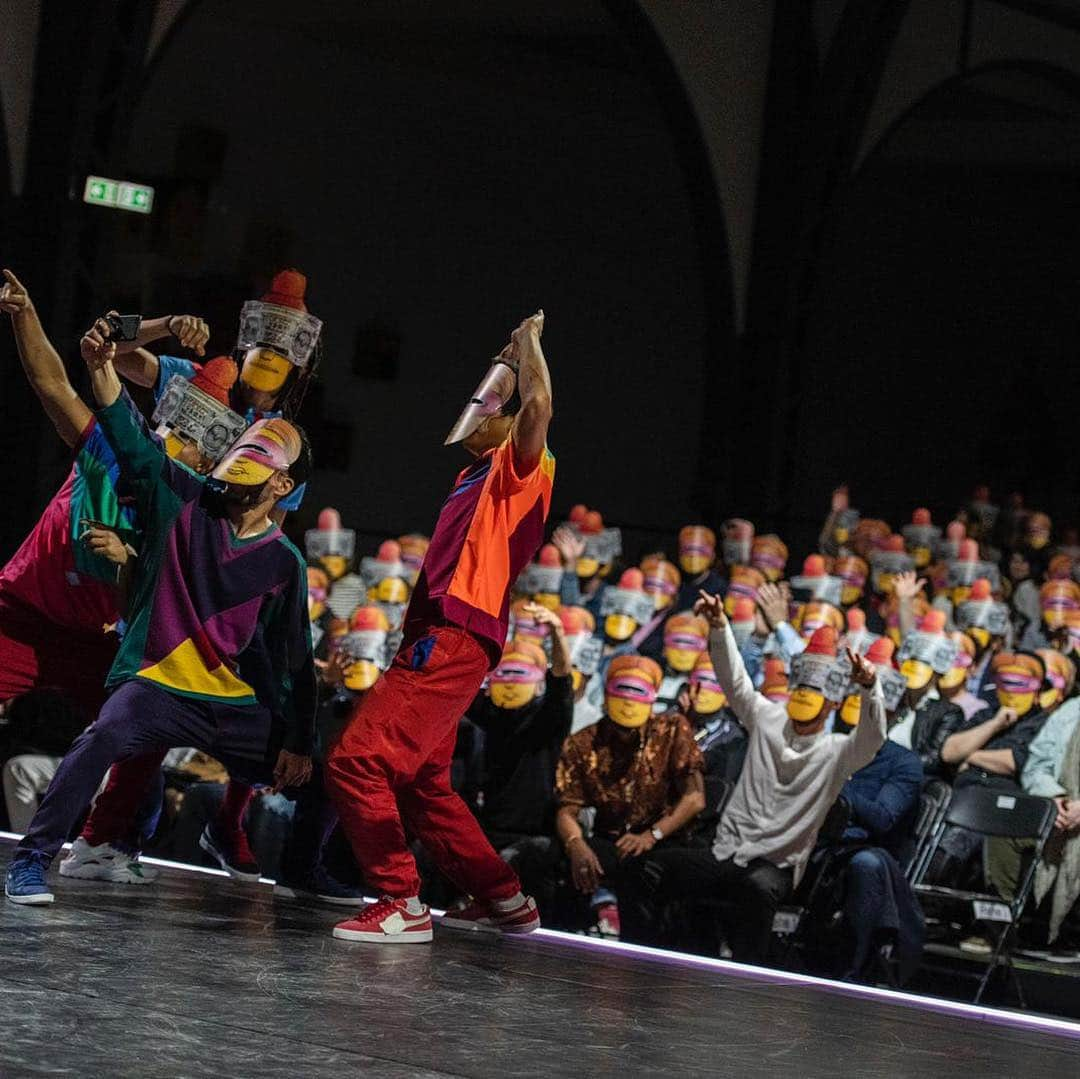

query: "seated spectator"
xmin=466 ymin=609 xmax=573 ymax=878
xmin=987 ymin=651 xmax=1080 ymax=960
xmin=676 ymin=525 xmax=726 ymax=611
xmin=937 ymin=630 xmax=992 ymax=722
xmin=1 ymin=689 xmax=86 ymax=833
xmin=828 ymin=719 xmax=924 ymax=983
xmin=653 ymin=611 xmax=709 ymax=713
xmin=554 ymin=654 xmax=704 ymax=938
xmin=635 ymin=598 xmax=885 ymax=964
xmin=889 ymin=611 xmax=966 ymax=783
xmin=683 ymin=651 xmax=748 ymax=812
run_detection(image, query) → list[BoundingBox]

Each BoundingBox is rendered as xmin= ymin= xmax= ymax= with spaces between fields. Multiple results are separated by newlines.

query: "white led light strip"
xmin=3 ymin=830 xmax=1078 ymax=1040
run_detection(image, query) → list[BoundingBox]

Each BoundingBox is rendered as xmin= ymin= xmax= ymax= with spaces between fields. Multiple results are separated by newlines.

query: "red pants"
xmin=326 ymin=625 xmax=520 ymax=900
xmin=80 ymin=750 xmax=166 ymax=848
xmin=0 ymin=598 xmax=117 ymax=719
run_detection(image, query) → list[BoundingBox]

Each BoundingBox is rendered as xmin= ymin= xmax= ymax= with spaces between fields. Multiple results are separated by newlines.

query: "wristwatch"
xmin=650 ymin=826 xmax=664 ymax=843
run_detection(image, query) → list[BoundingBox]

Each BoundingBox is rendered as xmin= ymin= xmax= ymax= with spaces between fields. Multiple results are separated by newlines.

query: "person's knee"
xmin=745 ymin=862 xmax=791 ymax=907
xmin=848 ymin=849 xmax=886 ymax=878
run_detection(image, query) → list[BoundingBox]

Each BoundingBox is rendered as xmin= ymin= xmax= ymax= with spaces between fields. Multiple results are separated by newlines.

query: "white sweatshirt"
xmin=708 ymin=622 xmax=886 ymax=884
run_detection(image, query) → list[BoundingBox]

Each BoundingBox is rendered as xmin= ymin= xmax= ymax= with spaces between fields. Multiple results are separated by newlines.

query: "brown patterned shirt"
xmin=555 ymin=712 xmax=704 ymax=837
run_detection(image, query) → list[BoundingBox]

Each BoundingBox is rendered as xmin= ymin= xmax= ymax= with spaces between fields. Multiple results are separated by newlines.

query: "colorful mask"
xmin=955 ymin=578 xmax=1009 ymax=650
xmin=561 ymin=608 xmax=602 ymax=696
xmin=722 ymin=518 xmax=754 ymax=568
xmin=305 ymin=507 xmax=356 ymax=581
xmin=903 ymin=510 xmax=940 ymax=570
xmin=604 ymin=654 xmax=662 ymax=728
xmin=761 ymin=658 xmax=790 ymax=704
xmin=991 ymin=652 xmax=1044 ymax=716
xmin=790 ymin=555 xmax=844 ymax=607
xmin=325 ymin=573 xmax=366 ymax=622
xmin=337 ymin=606 xmax=392 ymax=692
xmin=489 ymin=638 xmax=548 ymax=710
xmin=935 ymin=520 xmax=967 ymax=563
xmin=841 ymin=608 xmax=878 ymax=656
xmin=938 ymin=631 xmax=976 ymax=693
xmin=307 ymin=565 xmax=329 ymax=622
xmin=839 ymin=637 xmax=905 ymax=726
xmin=690 ymin=652 xmax=726 ymax=715
xmin=794 ymin=600 xmax=843 ymax=642
xmin=832 ymin=508 xmax=860 ymax=549
xmin=641 ymin=556 xmax=681 ymax=612
xmin=237 ymin=269 xmax=322 ymax=391
xmin=787 ymin=628 xmax=846 ymax=724
xmin=509 ymin=599 xmax=551 ymax=646
xmin=852 ymin=519 xmax=891 ymax=559
xmin=897 ymin=610 xmax=957 ymax=690
xmin=834 ymin=555 xmax=869 ymax=607
xmin=517 ymin=544 xmax=564 ymax=610
xmin=1040 ymin=580 xmax=1080 ymax=633
xmin=444 ymin=360 xmax=517 ymax=445
xmin=751 ymin=534 xmax=788 ymax=583
xmin=1036 ymin=648 xmax=1076 ymax=711
xmin=360 ymin=541 xmax=412 ymax=606
xmin=600 ymin=569 xmax=654 ymax=643
xmin=870 ymin=543 xmax=914 ymax=596
xmin=946 ymin=539 xmax=1001 ymax=606
xmin=663 ymin=612 xmax=709 ymax=674
xmin=211 ymin=417 xmax=301 ymax=487
xmin=725 ymin=566 xmax=765 ymax=617
xmin=729 ymin=597 xmax=757 ymax=649
xmin=153 ymin=364 xmax=246 ymax=465
xmin=573 ymin=511 xmax=621 ymax=580
xmin=398 ymin=533 xmax=430 ymax=584
xmin=679 ymin=525 xmax=716 ymax=577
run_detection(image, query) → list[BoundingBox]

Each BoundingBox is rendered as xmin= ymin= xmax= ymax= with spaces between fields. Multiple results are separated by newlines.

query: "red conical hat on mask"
xmin=189 ymin=356 xmax=238 ymax=406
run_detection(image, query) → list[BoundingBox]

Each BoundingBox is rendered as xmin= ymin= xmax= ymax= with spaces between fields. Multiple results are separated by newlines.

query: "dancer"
xmin=6 ymin=336 xmax=316 ymax=905
xmin=326 ymin=311 xmax=554 ymax=944
xmin=66 ymin=269 xmax=324 ymax=881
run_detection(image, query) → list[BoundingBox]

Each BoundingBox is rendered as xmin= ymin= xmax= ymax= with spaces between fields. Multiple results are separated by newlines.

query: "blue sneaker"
xmin=274 ymin=865 xmax=365 ymax=907
xmin=6 ymin=852 xmax=55 ymax=905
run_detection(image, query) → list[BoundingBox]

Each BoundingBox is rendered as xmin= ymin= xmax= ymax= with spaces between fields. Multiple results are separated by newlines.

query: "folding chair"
xmin=905 ymin=779 xmax=951 ymax=880
xmin=911 ymin=784 xmax=1056 ymax=1005
xmin=771 ymin=797 xmax=852 ymax=965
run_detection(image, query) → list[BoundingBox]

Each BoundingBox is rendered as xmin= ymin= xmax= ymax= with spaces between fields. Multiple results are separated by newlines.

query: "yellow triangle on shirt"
xmin=137 ymin=637 xmax=254 ymax=700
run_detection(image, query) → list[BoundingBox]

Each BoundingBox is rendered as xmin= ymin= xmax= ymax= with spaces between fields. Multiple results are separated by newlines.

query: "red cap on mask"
xmin=805 ymin=626 xmax=838 ymax=657
xmin=190 ymin=356 xmax=238 ymax=407
xmin=846 ymin=608 xmax=866 ymax=631
xmin=866 ymin=637 xmax=895 ymax=665
xmin=538 ymin=544 xmax=561 ymax=568
xmin=262 ymin=269 xmax=309 ymax=312
xmin=802 ymin=554 xmax=827 ymax=577
xmin=912 ymin=508 xmax=932 ymax=526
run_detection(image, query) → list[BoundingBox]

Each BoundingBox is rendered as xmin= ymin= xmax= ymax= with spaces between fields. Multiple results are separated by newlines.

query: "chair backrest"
xmin=943 ymin=784 xmax=1055 ymax=840
xmin=818 ymin=795 xmax=852 ymax=847
xmin=905 ymin=779 xmax=951 ymax=877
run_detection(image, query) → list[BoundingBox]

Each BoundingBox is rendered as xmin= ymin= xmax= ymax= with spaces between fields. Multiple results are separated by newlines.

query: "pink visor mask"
xmin=645 ymin=573 xmax=679 ymax=599
xmin=211 ymin=419 xmax=295 ymax=484
xmin=664 ymin=631 xmax=708 ymax=653
xmin=491 ymin=661 xmax=546 ymax=686
xmin=995 ymin=671 xmax=1041 ymax=695
xmin=444 ymin=361 xmax=517 ymax=445
xmin=680 ymin=541 xmax=715 ymax=560
xmin=605 ymin=675 xmax=659 ymax=706
xmin=690 ymin=669 xmax=721 ymax=692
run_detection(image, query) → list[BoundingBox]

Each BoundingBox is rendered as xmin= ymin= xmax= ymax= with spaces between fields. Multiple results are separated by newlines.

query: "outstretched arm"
xmin=696 ymin=591 xmax=770 ymax=731
xmin=509 ymin=311 xmax=553 ymax=474
xmin=1 ymin=269 xmax=91 ymax=447
xmin=112 ymin=314 xmax=209 ymax=388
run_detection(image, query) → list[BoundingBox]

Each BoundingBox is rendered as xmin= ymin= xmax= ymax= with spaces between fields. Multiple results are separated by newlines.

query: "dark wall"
xmin=86 ymin=0 xmax=711 ymax=544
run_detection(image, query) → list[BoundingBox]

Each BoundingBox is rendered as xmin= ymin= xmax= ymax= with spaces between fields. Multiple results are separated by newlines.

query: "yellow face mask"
xmin=680 ymin=552 xmax=711 ymax=576
xmin=664 ymin=645 xmax=701 ymax=673
xmin=308 ymin=594 xmax=326 ymax=622
xmin=321 ymin=555 xmax=348 ymax=582
xmin=937 ymin=665 xmax=966 ymax=692
xmin=951 ymin=585 xmax=972 ymax=607
xmin=968 ymin=626 xmax=990 ymax=651
xmin=604 ymin=613 xmax=638 ymax=642
xmin=240 ymin=348 xmax=292 ymax=394
xmin=577 ymin=556 xmax=600 ymax=580
xmin=605 ymin=693 xmax=653 ymax=729
xmin=993 ymin=662 xmax=1042 ymax=716
xmin=787 ymin=688 xmax=825 ymax=724
xmin=901 ymin=659 xmax=934 ymax=691
xmin=372 ymin=577 xmax=409 ymax=605
xmin=839 ymin=693 xmax=862 ymax=727
xmin=344 ymin=658 xmax=381 ymax=692
xmin=692 ymin=684 xmax=727 ymax=716
xmin=534 ymin=591 xmax=561 ymax=611
xmin=490 ymin=680 xmax=541 ymax=710
xmin=912 ymin=546 xmax=932 ymax=570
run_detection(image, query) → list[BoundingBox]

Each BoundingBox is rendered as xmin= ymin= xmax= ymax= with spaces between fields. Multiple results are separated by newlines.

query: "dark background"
xmin=1 ymin=0 xmax=1078 ymax=567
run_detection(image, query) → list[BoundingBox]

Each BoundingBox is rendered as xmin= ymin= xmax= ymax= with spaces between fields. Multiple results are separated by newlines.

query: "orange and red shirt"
xmin=406 ymin=440 xmax=555 ymax=666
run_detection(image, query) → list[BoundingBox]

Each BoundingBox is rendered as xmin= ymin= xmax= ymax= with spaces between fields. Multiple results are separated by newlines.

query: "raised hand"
xmin=522 ymin=601 xmax=563 ymax=636
xmin=756 ymin=582 xmax=789 ymax=631
xmin=831 ymin=486 xmax=849 ymax=513
xmin=551 ymin=525 xmax=586 ymax=566
xmin=0 ymin=268 xmax=30 ymax=315
xmin=315 ymin=648 xmax=351 ymax=688
xmin=694 ymin=590 xmax=727 ymax=630
xmin=846 ymin=646 xmax=877 ymax=688
xmin=80 ymin=315 xmax=117 ymax=371
xmin=80 ymin=523 xmax=130 ymax=566
xmin=893 ymin=570 xmax=927 ymax=603
xmin=166 ymin=314 xmax=209 ymax=357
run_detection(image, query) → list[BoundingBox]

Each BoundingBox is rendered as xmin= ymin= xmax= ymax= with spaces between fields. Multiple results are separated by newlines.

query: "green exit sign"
xmin=83 ymin=175 xmax=154 ymax=215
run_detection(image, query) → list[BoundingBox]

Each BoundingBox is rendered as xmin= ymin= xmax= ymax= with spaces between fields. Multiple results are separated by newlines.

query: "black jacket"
xmin=909 ymin=697 xmax=966 ymax=781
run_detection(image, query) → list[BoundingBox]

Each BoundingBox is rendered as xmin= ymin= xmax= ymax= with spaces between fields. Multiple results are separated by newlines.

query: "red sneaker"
xmin=332 ymin=897 xmax=433 ymax=944
xmin=440 ymin=895 xmax=541 ymax=935
xmin=594 ymin=902 xmax=621 ymax=940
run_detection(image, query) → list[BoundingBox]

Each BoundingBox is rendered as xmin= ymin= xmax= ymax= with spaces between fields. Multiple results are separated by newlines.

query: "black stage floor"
xmin=2 ymin=838 xmax=1079 ymax=1078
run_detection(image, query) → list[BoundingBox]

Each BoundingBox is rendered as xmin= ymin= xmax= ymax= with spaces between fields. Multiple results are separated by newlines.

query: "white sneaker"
xmin=59 ymin=837 xmax=158 ymax=884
